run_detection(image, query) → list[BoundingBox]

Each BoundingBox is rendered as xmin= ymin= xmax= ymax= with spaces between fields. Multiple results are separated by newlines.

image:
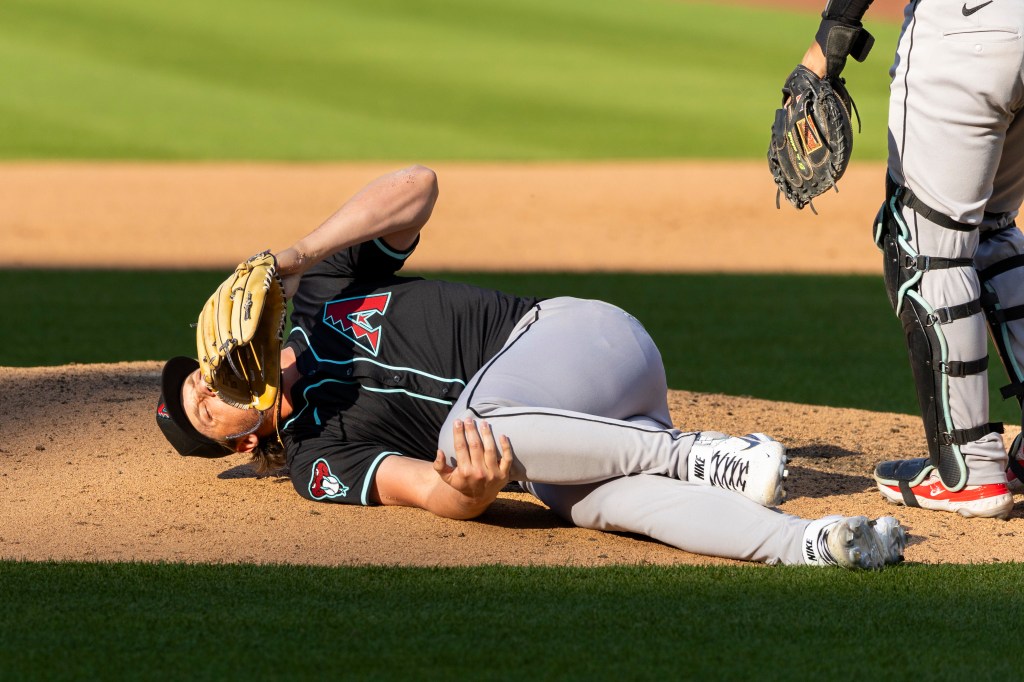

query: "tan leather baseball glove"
xmin=196 ymin=251 xmax=286 ymax=411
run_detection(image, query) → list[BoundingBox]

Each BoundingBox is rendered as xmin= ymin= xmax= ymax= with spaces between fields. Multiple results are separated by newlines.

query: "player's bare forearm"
xmin=371 ymin=454 xmax=498 ymax=520
xmin=275 ymin=165 xmax=439 ymax=280
xmin=801 ymin=41 xmax=828 ymax=79
xmin=370 ymin=420 xmax=513 ymax=520
xmin=430 ymin=419 xmax=512 ymax=517
xmin=422 ymin=477 xmax=497 ymax=520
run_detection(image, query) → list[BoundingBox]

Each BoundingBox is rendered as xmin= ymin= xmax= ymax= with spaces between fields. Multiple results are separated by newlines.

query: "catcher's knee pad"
xmin=978 ymin=226 xmax=1024 ymax=413
xmin=874 ymin=178 xmax=1001 ymax=491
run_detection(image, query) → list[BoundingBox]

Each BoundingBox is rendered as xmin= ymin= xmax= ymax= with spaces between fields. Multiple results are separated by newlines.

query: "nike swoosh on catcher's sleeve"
xmin=962 ymin=1 xmax=994 ymax=16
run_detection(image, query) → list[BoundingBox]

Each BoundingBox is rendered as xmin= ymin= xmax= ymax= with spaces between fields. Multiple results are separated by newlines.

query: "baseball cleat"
xmin=687 ymin=432 xmax=788 ymax=507
xmin=802 ymin=515 xmax=907 ymax=570
xmin=875 ymin=457 xmax=1013 ymax=519
xmin=1006 ymin=433 xmax=1024 ymax=493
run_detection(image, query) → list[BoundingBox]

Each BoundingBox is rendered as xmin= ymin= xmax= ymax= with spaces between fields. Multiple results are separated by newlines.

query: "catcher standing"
xmin=155 ymin=166 xmax=906 ymax=569
xmin=771 ymin=0 xmax=1024 ymax=518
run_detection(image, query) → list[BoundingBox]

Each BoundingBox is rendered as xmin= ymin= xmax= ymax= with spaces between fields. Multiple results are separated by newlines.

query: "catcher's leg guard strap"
xmin=977 ymin=230 xmax=1024 ymax=452
xmin=980 ymin=252 xmax=1024 ymax=405
xmin=1008 ymin=434 xmax=1024 ymax=482
xmin=895 ymin=177 xmax=1012 ymax=232
xmin=876 ymin=180 xmax=999 ymax=490
xmin=898 ymin=480 xmax=919 ymax=507
xmin=898 ymin=185 xmax=976 ymax=232
xmin=875 ymin=457 xmax=930 ymax=507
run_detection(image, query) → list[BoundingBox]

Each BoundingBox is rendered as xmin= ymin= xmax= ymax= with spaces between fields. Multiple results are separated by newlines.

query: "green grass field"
xmin=4 ymin=2 xmax=1022 ymax=680
xmin=0 ymin=0 xmax=898 ymax=160
xmin=4 ymin=269 xmax=1019 ymax=423
xmin=2 ymin=561 xmax=1023 ymax=680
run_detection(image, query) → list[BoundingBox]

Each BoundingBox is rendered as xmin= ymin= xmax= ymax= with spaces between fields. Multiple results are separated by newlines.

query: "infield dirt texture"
xmin=3 ymin=160 xmax=1024 ymax=566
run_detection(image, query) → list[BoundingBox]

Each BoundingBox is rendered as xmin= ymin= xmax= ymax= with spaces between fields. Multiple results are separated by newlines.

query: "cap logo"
xmin=157 ymin=402 xmax=170 ymax=419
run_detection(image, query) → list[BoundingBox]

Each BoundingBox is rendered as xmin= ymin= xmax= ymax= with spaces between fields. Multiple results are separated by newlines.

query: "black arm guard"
xmin=816 ymin=0 xmax=876 ymax=77
xmin=822 ymin=0 xmax=874 ymax=24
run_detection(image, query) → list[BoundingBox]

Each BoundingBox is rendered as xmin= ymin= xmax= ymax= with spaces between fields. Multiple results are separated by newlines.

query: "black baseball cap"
xmin=155 ymin=356 xmax=234 ymax=458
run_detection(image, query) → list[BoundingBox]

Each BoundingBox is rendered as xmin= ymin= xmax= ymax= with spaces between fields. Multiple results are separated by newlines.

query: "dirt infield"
xmin=3 ymin=161 xmax=1023 ymax=566
xmin=2 ymin=160 xmax=886 ymax=273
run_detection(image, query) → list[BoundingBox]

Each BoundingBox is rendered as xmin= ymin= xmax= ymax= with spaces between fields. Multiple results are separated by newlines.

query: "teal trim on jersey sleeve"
xmin=373 ymin=237 xmax=414 ymax=260
xmin=363 ymin=451 xmax=400 ymax=505
xmin=360 ymin=385 xmax=455 ymax=405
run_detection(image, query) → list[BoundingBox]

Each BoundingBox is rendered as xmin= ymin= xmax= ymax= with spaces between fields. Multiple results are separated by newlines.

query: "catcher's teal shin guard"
xmin=875 ymin=176 xmax=1001 ymax=491
xmin=977 ymin=220 xmax=1024 ymax=483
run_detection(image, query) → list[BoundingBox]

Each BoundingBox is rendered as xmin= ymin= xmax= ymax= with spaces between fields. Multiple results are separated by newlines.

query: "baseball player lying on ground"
xmin=156 ymin=165 xmax=906 ymax=569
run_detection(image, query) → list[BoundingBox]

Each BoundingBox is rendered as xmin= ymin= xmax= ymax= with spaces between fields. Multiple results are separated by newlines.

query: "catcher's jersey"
xmin=281 ymin=237 xmax=541 ymax=505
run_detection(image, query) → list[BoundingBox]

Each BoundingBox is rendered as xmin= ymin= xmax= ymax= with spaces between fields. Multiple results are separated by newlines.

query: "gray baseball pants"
xmin=887 ymin=0 xmax=1024 ymax=483
xmin=437 ymin=297 xmax=809 ymax=565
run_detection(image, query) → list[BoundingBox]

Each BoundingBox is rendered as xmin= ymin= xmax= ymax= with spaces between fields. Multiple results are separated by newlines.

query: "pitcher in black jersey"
xmin=156 ymin=166 xmax=906 ymax=569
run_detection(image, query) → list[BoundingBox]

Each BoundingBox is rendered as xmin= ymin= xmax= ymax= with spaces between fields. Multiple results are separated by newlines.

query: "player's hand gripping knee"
xmin=434 ymin=419 xmax=513 ymax=507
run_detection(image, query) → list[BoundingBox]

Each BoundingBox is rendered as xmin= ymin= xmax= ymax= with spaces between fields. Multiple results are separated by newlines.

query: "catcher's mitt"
xmin=767 ymin=65 xmax=857 ymax=212
xmin=196 ymin=251 xmax=286 ymax=411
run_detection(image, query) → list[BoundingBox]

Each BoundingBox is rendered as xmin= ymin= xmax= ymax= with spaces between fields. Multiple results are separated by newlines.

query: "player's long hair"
xmin=249 ymin=436 xmax=286 ymax=474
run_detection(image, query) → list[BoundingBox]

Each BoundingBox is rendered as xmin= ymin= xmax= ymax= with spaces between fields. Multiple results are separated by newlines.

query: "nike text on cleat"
xmin=686 ymin=432 xmax=789 ymax=507
xmin=875 ymin=457 xmax=1014 ymax=519
xmin=802 ymin=515 xmax=907 ymax=570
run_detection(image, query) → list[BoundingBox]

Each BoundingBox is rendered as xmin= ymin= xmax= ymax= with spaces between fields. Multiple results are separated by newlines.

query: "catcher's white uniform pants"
xmin=887 ymin=0 xmax=1024 ymax=483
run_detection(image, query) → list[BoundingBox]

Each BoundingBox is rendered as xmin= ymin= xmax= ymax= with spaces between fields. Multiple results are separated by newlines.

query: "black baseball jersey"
xmin=282 ymin=237 xmax=541 ymax=505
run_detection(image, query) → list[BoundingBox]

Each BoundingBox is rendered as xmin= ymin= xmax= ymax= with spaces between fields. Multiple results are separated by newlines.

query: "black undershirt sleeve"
xmin=822 ymin=0 xmax=874 ymax=25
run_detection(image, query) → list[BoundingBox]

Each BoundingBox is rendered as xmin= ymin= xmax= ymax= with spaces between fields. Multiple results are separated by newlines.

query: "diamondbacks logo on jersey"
xmin=323 ymin=292 xmax=392 ymax=356
xmin=309 ymin=458 xmax=349 ymax=499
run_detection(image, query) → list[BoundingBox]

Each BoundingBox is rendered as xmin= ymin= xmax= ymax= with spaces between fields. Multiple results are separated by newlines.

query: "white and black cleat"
xmin=803 ymin=515 xmax=907 ymax=570
xmin=687 ymin=432 xmax=789 ymax=507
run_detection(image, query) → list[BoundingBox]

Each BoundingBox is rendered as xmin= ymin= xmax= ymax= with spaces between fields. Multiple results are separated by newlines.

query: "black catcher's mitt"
xmin=767 ymin=65 xmax=856 ymax=212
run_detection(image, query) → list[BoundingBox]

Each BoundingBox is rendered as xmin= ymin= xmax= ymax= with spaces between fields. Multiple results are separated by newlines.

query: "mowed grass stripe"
xmin=4 ymin=268 xmax=1020 ymax=423
xmin=1 ymin=561 xmax=1021 ymax=680
xmin=0 ymin=0 xmax=898 ymax=160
